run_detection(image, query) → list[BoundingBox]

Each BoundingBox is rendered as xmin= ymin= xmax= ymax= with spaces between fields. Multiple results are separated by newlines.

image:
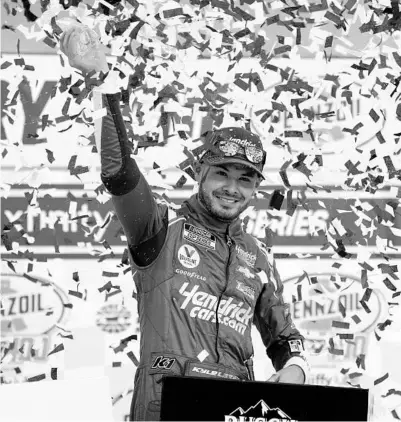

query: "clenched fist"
xmin=60 ymin=23 xmax=108 ymax=74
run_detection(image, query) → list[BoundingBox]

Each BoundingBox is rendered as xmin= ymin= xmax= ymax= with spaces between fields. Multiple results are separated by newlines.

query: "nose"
xmin=222 ymin=176 xmax=240 ymax=196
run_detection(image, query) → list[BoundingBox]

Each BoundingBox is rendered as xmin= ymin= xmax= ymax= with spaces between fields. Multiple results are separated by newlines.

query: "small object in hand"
xmin=71 ymin=26 xmax=99 ymax=58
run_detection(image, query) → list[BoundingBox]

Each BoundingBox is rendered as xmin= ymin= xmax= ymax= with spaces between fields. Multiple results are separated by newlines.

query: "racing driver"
xmin=61 ymin=24 xmax=309 ymax=422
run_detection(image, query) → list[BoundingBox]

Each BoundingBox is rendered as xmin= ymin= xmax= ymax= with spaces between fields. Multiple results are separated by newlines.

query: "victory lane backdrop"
xmin=1 ymin=0 xmax=401 ymax=421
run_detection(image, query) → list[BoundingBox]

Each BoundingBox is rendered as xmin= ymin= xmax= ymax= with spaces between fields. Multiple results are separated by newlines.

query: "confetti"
xmin=47 ymin=343 xmax=64 ymax=356
xmin=374 ymin=373 xmax=389 ymax=386
xmin=332 ymin=321 xmax=350 ymax=329
xmin=68 ymin=290 xmax=84 ymax=299
xmin=45 ymin=149 xmax=55 ymax=164
xmin=348 ymin=372 xmax=363 ymax=379
xmin=382 ymin=389 xmax=401 ymax=398
xmin=113 ymin=334 xmax=137 ymax=354
xmin=27 ymin=374 xmax=46 ymax=382
xmin=127 ymin=351 xmax=140 ymax=366
xmin=98 ymin=281 xmax=113 ymax=292
xmin=102 ymin=271 xmax=119 ymax=277
xmin=197 ymin=350 xmax=209 ymax=362
xmin=269 ymin=190 xmax=285 ymax=210
xmin=356 ymin=354 xmax=366 ymax=370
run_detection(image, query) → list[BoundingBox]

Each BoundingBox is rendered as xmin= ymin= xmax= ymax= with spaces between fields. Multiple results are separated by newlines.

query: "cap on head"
xmin=199 ymin=127 xmax=266 ymax=179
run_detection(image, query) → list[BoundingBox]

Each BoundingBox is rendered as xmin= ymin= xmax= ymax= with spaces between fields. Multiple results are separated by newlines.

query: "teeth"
xmin=216 ymin=196 xmax=236 ymax=203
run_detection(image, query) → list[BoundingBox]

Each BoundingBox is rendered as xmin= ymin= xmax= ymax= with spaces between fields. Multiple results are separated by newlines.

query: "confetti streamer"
xmin=332 ymin=321 xmax=350 ymax=329
xmin=27 ymin=374 xmax=46 ymax=382
xmin=127 ymin=351 xmax=140 ymax=367
xmin=382 ymin=389 xmax=401 ymax=398
xmin=374 ymin=373 xmax=390 ymax=386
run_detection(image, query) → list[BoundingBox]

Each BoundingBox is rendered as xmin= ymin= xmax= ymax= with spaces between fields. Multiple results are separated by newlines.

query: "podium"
xmin=160 ymin=376 xmax=370 ymax=421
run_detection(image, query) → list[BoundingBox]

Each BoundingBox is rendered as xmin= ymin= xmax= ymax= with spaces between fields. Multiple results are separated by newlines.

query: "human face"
xmin=197 ymin=163 xmax=260 ymax=222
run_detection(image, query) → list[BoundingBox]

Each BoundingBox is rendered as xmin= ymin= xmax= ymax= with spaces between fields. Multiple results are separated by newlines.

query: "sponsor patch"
xmin=229 ymin=137 xmax=254 ymax=148
xmin=187 ymin=362 xmax=240 ymax=380
xmin=151 ymin=355 xmax=176 ymax=370
xmin=236 ymin=245 xmax=257 ymax=267
xmin=175 ymin=268 xmax=206 ymax=281
xmin=178 ymin=244 xmax=200 ymax=269
xmin=183 ymin=223 xmax=216 ymax=250
xmin=237 ymin=266 xmax=255 ymax=279
xmin=288 ymin=339 xmax=304 ymax=353
xmin=178 ymin=282 xmax=252 ymax=336
xmin=236 ymin=281 xmax=256 ymax=300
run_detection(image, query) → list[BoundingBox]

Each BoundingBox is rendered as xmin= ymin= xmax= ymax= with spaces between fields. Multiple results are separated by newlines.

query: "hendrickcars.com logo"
xmin=0 ymin=273 xmax=70 ymax=365
xmin=225 ymin=399 xmax=296 ymax=422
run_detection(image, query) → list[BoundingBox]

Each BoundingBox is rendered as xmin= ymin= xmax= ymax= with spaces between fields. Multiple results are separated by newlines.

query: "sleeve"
xmin=253 ymin=256 xmax=310 ymax=382
xmin=94 ymin=91 xmax=168 ymax=266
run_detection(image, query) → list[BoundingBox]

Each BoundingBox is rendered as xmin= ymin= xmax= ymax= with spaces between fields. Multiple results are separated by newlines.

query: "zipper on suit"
xmin=215 ymin=231 xmax=235 ymax=363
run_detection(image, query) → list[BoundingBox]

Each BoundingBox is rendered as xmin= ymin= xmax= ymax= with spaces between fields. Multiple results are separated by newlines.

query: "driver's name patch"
xmin=183 ymin=224 xmax=216 ymax=250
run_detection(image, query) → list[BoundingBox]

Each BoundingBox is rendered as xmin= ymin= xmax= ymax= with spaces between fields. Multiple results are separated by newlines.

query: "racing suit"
xmin=97 ymin=92 xmax=308 ymax=421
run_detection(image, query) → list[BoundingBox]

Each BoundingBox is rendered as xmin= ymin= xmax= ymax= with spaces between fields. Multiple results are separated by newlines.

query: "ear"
xmin=193 ymin=160 xmax=203 ymax=183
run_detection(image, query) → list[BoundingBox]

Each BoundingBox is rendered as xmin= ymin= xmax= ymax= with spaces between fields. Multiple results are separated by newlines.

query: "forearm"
xmin=94 ymin=91 xmax=141 ymax=195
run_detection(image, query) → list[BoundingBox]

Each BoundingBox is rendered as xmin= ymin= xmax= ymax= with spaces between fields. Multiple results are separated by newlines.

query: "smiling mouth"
xmin=214 ymin=194 xmax=239 ymax=204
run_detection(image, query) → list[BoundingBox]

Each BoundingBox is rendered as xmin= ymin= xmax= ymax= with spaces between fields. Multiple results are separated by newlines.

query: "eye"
xmin=239 ymin=177 xmax=252 ymax=183
xmin=216 ymin=170 xmax=227 ymax=177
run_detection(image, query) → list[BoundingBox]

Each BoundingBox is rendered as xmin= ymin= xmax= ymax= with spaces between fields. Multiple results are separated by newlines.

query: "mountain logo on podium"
xmin=225 ymin=399 xmax=297 ymax=422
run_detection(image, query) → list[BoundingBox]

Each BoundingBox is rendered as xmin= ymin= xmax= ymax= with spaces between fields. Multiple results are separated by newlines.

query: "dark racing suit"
xmin=97 ymin=92 xmax=308 ymax=421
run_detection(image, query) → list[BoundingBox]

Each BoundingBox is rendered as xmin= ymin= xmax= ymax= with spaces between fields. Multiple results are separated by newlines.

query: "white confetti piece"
xmin=197 ymin=350 xmax=209 ymax=362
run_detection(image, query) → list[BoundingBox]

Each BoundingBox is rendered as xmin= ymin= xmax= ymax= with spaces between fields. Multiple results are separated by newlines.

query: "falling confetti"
xmin=1 ymin=3 xmax=401 ymax=422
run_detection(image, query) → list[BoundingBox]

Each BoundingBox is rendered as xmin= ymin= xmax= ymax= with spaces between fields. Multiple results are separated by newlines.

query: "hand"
xmin=60 ymin=24 xmax=108 ymax=74
xmin=267 ymin=365 xmax=305 ymax=384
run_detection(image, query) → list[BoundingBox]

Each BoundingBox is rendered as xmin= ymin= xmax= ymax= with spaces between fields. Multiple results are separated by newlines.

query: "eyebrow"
xmin=215 ymin=164 xmax=256 ymax=177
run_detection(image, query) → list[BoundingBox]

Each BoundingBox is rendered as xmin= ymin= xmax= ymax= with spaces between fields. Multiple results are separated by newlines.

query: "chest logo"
xmin=183 ymin=223 xmax=216 ymax=250
xmin=236 ymin=281 xmax=256 ymax=301
xmin=238 ymin=266 xmax=255 ymax=279
xmin=236 ymin=245 xmax=257 ymax=267
xmin=178 ymin=244 xmax=200 ymax=269
xmin=151 ymin=355 xmax=176 ymax=370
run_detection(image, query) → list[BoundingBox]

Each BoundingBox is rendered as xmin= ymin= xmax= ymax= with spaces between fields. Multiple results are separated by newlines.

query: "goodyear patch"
xmin=183 ymin=223 xmax=216 ymax=250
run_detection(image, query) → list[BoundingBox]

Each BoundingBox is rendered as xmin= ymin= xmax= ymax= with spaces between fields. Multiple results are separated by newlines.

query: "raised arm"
xmin=60 ymin=24 xmax=168 ymax=266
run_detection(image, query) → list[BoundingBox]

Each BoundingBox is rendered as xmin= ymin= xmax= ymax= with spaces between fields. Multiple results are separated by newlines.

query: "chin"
xmin=212 ymin=202 xmax=242 ymax=221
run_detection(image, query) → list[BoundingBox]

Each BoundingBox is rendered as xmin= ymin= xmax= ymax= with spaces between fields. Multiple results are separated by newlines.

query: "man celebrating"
xmin=61 ymin=25 xmax=309 ymax=422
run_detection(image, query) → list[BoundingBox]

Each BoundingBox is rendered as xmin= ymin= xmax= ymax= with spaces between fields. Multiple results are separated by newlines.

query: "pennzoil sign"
xmin=283 ymin=272 xmax=385 ymax=364
xmin=0 ymin=273 xmax=70 ymax=364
